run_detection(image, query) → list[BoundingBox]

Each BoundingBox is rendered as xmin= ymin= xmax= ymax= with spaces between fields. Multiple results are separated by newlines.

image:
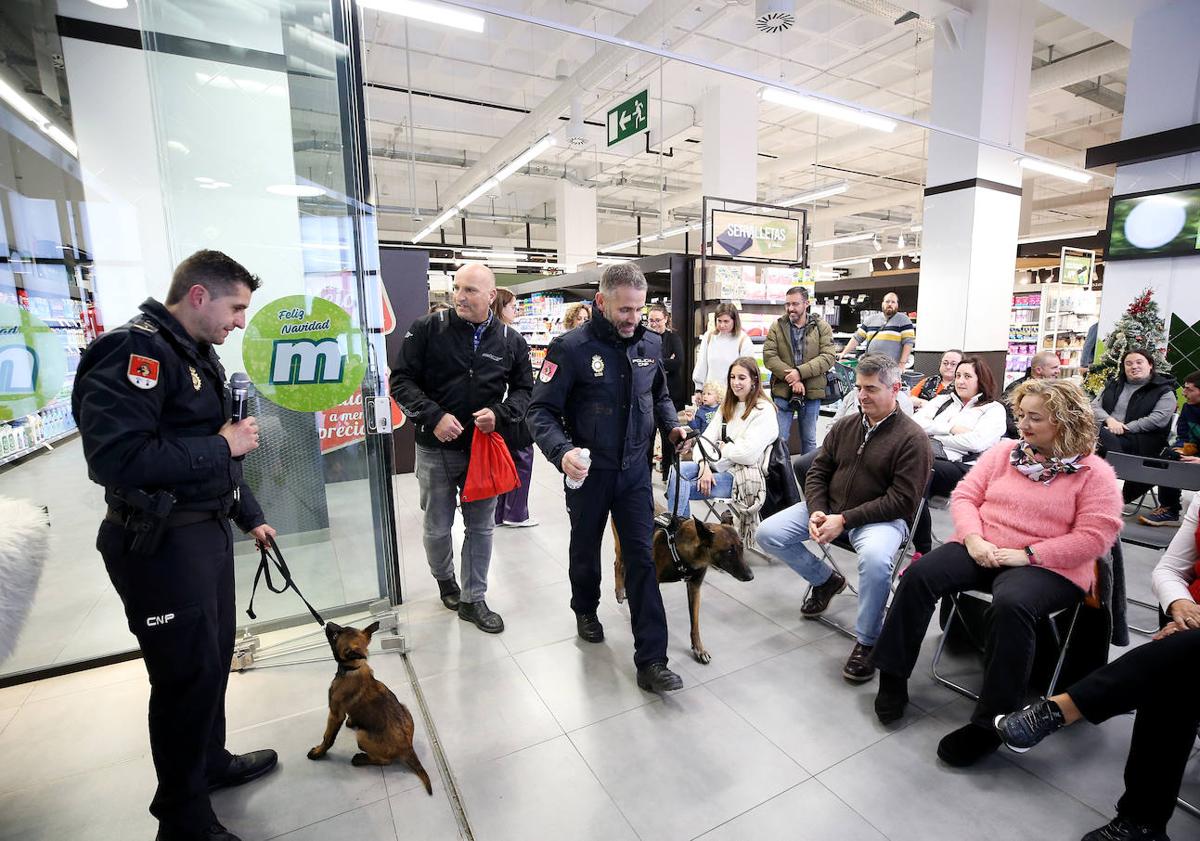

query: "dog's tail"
xmin=404 ymin=747 xmax=433 ymax=795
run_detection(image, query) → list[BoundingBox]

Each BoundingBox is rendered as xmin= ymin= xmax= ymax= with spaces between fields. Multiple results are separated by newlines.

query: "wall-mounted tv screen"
xmin=1106 ymin=182 xmax=1200 ymax=261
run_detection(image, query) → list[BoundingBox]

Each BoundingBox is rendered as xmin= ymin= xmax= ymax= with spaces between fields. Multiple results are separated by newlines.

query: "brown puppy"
xmin=613 ymin=515 xmax=753 ymax=664
xmin=307 ymin=621 xmax=432 ymax=795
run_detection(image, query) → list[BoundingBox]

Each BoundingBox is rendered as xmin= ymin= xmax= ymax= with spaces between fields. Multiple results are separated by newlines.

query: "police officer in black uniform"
xmin=73 ymin=251 xmax=278 ymax=841
xmin=527 ymin=263 xmax=691 ymax=692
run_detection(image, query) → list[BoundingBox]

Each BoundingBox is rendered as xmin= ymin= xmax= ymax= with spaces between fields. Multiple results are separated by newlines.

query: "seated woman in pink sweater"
xmin=870 ymin=379 xmax=1123 ymax=767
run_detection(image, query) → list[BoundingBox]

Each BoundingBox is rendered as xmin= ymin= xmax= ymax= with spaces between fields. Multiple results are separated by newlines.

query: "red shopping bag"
xmin=462 ymin=426 xmax=520 ymax=502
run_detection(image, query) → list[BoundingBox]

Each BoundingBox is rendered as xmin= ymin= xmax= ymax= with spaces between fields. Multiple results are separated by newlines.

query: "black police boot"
xmin=576 ymin=612 xmax=604 ymax=643
xmin=207 ymin=749 xmax=278 ymax=791
xmin=636 ymin=662 xmax=683 ymax=693
xmin=156 ymin=821 xmax=243 ymax=841
xmin=437 ymin=576 xmax=461 ymax=611
xmin=459 ymin=600 xmax=504 ymax=634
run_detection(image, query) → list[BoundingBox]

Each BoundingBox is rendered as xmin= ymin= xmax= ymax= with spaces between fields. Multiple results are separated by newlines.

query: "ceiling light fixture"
xmin=456 ymin=178 xmax=498 ymax=210
xmin=460 ymin=250 xmax=532 ymax=260
xmin=897 ymin=232 xmax=906 ymax=249
xmin=872 ymin=235 xmax=883 ymax=252
xmin=883 ymin=259 xmax=892 ymax=270
xmin=661 ymin=226 xmax=691 ymax=238
xmin=810 ymin=231 xmax=876 ymax=248
xmin=0 ymin=77 xmax=78 ymax=156
xmin=605 ymin=238 xmax=640 ymax=250
xmin=822 ymin=256 xmax=873 ymax=268
xmin=1017 ymin=229 xmax=1099 ymax=244
xmin=778 ymin=181 xmax=849 ymax=206
xmin=494 ymin=135 xmax=557 ymax=182
xmin=910 ymin=224 xmax=922 ymax=232
xmin=358 ymin=0 xmax=485 ymax=32
xmin=1017 ymin=157 xmax=1092 ymax=184
xmin=412 ymin=208 xmax=459 ymax=244
xmin=86 ymin=0 xmax=129 ymax=8
xmin=761 ymin=87 xmax=897 ymax=133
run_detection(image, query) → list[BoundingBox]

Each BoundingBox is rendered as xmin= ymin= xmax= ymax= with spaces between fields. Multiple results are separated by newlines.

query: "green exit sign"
xmin=607 ymin=90 xmax=649 ymax=147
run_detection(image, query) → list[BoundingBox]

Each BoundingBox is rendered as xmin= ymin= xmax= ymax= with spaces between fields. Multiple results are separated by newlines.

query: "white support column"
xmin=555 ymin=180 xmax=597 ymax=271
xmin=1098 ymin=0 xmax=1200 ymax=348
xmin=701 ymin=83 xmax=758 ymax=202
xmin=915 ymin=0 xmax=1036 ymax=373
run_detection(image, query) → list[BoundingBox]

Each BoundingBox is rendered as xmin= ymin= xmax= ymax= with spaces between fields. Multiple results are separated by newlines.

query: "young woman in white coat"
xmin=911 ymin=356 xmax=1008 ymax=555
xmin=667 ymin=357 xmax=777 ymax=517
xmin=692 ymin=303 xmax=753 ymax=401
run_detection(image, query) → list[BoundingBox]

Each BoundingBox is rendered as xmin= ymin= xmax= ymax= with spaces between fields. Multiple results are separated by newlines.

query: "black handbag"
xmin=760 ymin=437 xmax=802 ymax=520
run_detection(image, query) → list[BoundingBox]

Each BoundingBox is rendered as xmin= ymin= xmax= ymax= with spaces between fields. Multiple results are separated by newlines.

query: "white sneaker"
xmin=503 ymin=518 xmax=538 ymax=528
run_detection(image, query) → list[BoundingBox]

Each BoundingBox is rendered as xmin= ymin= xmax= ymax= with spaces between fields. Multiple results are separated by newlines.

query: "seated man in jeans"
xmin=756 ymin=354 xmax=930 ymax=682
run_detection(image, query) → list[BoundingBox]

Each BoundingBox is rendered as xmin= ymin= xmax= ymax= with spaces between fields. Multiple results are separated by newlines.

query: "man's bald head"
xmin=1030 ymin=350 xmax=1061 ymax=380
xmin=453 ymin=263 xmax=497 ymax=324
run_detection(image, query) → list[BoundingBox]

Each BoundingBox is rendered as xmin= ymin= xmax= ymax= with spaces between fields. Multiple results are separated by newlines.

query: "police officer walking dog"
xmin=73 ymin=251 xmax=278 ymax=841
xmin=528 ymin=263 xmax=691 ymax=692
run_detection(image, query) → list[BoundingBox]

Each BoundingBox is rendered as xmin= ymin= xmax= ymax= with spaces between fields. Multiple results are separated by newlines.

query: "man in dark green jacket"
xmin=763 ymin=285 xmax=836 ymax=454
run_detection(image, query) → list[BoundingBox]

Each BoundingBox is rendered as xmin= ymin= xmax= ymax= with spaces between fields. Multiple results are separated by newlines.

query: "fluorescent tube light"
xmin=0 ymin=76 xmax=77 ymax=156
xmin=811 ymin=231 xmax=876 ymax=248
xmin=1017 ymin=157 xmax=1092 ymax=184
xmin=605 ymin=238 xmax=640 ymax=250
xmin=358 ymin=0 xmax=485 ymax=32
xmin=457 ymin=178 xmax=498 ymax=210
xmin=460 ymin=250 xmax=529 ymax=260
xmin=778 ymin=181 xmax=849 ymax=206
xmin=761 ymin=87 xmax=897 ymax=133
xmin=412 ymin=208 xmax=459 ymax=243
xmin=495 ymin=135 xmax=557 ymax=182
xmin=660 ymin=226 xmax=691 ymax=238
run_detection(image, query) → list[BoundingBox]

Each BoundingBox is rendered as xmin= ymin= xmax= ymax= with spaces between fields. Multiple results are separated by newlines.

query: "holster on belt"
xmin=110 ymin=488 xmax=176 ymax=555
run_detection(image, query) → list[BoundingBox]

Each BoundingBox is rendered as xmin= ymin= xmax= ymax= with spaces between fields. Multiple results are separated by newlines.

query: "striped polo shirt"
xmin=854 ymin=313 xmax=915 ymax=362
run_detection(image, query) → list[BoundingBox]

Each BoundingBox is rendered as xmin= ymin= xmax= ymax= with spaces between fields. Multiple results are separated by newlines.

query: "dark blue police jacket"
xmin=527 ymin=304 xmax=678 ymax=471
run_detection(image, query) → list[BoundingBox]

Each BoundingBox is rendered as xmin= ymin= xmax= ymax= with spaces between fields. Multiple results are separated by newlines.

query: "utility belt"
xmin=105 ymin=487 xmax=234 ymax=555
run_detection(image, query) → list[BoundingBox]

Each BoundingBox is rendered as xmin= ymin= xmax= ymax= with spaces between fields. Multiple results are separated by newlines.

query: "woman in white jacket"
xmin=692 ymin=303 xmax=753 ymax=399
xmin=911 ymin=355 xmax=1008 ymax=555
xmin=667 ymin=357 xmax=777 ymax=517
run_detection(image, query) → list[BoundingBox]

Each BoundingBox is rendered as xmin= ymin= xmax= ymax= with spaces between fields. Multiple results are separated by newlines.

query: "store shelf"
xmin=0 ymin=429 xmax=77 ymax=468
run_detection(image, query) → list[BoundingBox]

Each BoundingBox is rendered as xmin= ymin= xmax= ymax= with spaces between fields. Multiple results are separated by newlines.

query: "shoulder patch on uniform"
xmin=131 ymin=320 xmax=159 ymax=334
xmin=127 ymin=354 xmax=161 ymax=389
xmin=539 ymin=360 xmax=558 ymax=383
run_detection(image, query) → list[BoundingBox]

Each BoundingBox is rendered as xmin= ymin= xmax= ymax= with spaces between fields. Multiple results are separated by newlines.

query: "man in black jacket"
xmin=647 ymin=303 xmax=685 ymax=479
xmin=390 ymin=264 xmax=533 ymax=633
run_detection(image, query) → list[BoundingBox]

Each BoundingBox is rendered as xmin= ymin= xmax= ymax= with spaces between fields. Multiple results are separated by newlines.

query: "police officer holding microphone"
xmin=73 ymin=251 xmax=277 ymax=841
xmin=528 ymin=263 xmax=691 ymax=692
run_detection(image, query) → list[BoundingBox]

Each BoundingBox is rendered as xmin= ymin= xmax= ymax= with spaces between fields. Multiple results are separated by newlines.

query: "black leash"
xmin=660 ymin=429 xmax=723 ymax=581
xmin=246 ymin=536 xmax=326 ymax=627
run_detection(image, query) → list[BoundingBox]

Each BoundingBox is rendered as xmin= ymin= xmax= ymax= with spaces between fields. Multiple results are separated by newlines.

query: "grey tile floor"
xmin=2 ymin=449 xmax=1200 ymax=840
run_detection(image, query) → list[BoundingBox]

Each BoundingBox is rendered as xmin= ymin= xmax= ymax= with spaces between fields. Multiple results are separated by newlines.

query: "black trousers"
xmin=1069 ymin=629 xmax=1200 ymax=831
xmin=912 ymin=458 xmax=971 ymax=554
xmin=98 ymin=516 xmax=235 ymax=830
xmin=566 ymin=462 xmax=668 ymax=669
xmin=872 ymin=541 xmax=1082 ymax=726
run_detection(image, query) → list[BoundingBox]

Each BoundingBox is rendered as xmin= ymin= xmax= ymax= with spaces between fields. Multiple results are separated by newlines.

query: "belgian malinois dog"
xmin=613 ymin=515 xmax=754 ymax=664
xmin=307 ymin=621 xmax=433 ymax=795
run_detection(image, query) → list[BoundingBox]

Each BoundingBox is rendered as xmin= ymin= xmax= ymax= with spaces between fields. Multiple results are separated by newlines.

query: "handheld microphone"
xmin=230 ymin=372 xmax=252 ymax=423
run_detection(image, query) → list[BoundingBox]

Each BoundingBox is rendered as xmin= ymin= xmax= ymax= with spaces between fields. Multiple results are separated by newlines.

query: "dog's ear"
xmin=691 ymin=515 xmax=713 ymax=542
xmin=325 ymin=622 xmax=342 ymax=637
xmin=363 ymin=621 xmax=380 ymax=637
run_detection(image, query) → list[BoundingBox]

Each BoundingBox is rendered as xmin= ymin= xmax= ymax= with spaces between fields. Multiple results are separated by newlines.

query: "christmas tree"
xmin=1083 ymin=287 xmax=1171 ymax=396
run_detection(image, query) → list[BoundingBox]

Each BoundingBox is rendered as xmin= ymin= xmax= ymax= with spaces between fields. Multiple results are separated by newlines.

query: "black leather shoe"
xmin=937 ymin=723 xmax=1001 ymax=767
xmin=208 ymin=749 xmax=278 ymax=791
xmin=437 ymin=577 xmax=461 ymax=610
xmin=874 ymin=671 xmax=909 ymax=724
xmin=156 ymin=821 xmax=243 ymax=841
xmin=459 ymin=600 xmax=504 ymax=633
xmin=636 ymin=662 xmax=683 ymax=693
xmin=800 ymin=570 xmax=846 ymax=618
xmin=842 ymin=642 xmax=875 ymax=682
xmin=576 ymin=612 xmax=604 ymax=643
xmin=1081 ymin=816 xmax=1170 ymax=841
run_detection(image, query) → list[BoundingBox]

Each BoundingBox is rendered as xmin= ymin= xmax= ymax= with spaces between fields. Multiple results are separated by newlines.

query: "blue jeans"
xmin=415 ymin=444 xmax=497 ymax=603
xmin=774 ymin=396 xmax=820 ymax=455
xmin=665 ymin=461 xmax=734 ymax=518
xmin=756 ymin=499 xmax=907 ymax=646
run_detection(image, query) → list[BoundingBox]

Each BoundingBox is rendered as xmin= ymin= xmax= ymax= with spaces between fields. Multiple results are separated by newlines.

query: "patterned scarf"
xmin=1009 ymin=441 xmax=1087 ymax=485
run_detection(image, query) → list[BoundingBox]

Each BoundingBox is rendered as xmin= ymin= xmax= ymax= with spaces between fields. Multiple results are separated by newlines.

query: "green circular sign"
xmin=243 ymin=295 xmax=366 ymax=412
xmin=0 ymin=303 xmax=68 ymax=422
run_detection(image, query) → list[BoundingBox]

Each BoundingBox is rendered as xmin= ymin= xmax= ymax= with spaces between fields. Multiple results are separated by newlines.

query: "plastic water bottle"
xmin=565 ymin=448 xmax=590 ymax=490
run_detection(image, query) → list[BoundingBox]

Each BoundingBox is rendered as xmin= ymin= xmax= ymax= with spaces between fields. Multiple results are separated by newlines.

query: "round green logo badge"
xmin=0 ymin=304 xmax=68 ymax=421
xmin=243 ymin=295 xmax=366 ymax=412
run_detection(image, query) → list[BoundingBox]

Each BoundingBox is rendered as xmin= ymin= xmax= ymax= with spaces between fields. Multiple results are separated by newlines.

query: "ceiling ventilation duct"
xmin=755 ymin=0 xmax=795 ymax=33
xmin=568 ymin=97 xmax=589 ymax=148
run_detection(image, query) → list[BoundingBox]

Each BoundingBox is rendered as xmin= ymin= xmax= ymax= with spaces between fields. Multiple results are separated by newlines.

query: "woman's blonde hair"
xmin=1008 ymin=379 xmax=1097 ymax=458
xmin=491 ymin=287 xmax=516 ymax=323
xmin=563 ymin=301 xmax=590 ymax=330
xmin=721 ymin=357 xmax=767 ymax=423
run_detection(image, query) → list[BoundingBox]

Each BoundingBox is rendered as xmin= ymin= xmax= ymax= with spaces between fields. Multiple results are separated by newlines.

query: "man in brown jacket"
xmin=762 ymin=285 xmax=835 ymax=455
xmin=756 ymin=354 xmax=931 ymax=682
